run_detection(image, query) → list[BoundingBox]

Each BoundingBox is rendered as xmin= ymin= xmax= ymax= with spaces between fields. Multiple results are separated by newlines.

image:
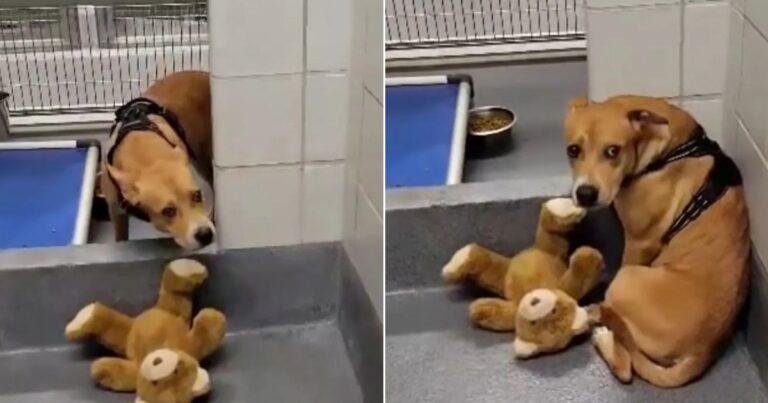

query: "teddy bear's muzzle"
xmin=140 ymin=349 xmax=180 ymax=382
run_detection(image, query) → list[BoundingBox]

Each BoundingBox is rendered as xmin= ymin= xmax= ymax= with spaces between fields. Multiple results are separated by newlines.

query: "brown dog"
xmin=563 ymin=95 xmax=750 ymax=387
xmin=102 ymin=71 xmax=214 ymax=250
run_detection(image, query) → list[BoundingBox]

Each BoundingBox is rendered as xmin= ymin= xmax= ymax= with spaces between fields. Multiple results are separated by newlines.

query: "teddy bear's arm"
xmin=90 ymin=357 xmax=138 ymax=392
xmin=182 ymin=308 xmax=227 ymax=360
xmin=155 ymin=259 xmax=209 ymax=322
xmin=534 ymin=198 xmax=587 ymax=260
xmin=557 ymin=246 xmax=604 ymax=300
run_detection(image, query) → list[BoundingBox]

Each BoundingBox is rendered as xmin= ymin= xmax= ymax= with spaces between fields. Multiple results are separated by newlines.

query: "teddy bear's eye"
xmin=152 ymin=380 xmax=158 ymax=386
xmin=530 ymin=320 xmax=536 ymax=326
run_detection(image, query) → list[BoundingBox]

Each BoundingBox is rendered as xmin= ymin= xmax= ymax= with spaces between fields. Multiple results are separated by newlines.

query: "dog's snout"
xmin=194 ymin=227 xmax=214 ymax=247
xmin=575 ymin=185 xmax=598 ymax=207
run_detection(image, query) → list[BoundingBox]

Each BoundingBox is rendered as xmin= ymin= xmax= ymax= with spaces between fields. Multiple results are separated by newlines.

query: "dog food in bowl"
xmin=469 ymin=113 xmax=513 ymax=133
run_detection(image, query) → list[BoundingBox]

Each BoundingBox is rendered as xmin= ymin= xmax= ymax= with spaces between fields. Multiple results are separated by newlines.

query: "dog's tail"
xmin=601 ymin=305 xmax=708 ymax=388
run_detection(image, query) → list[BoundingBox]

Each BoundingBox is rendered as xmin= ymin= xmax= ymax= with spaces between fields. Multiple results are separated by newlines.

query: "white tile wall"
xmin=682 ymin=98 xmax=724 ymax=143
xmin=302 ymin=163 xmax=345 ymax=243
xmin=683 ymin=3 xmax=730 ymax=95
xmin=212 ymin=74 xmax=303 ymax=167
xmin=215 ymin=165 xmax=301 ymax=249
xmin=307 ymin=0 xmax=351 ymax=72
xmin=364 ymin=0 xmax=384 ymax=103
xmin=734 ymin=120 xmax=768 ymax=263
xmin=587 ymin=6 xmax=681 ymax=100
xmin=737 ymin=20 xmax=768 ymax=150
xmin=349 ymin=187 xmax=383 ymax=317
xmin=209 ymin=0 xmax=304 ymax=76
xmin=358 ymin=91 xmax=384 ymax=214
xmin=723 ymin=5 xmax=744 ymax=154
xmin=305 ymin=73 xmax=349 ymax=162
xmin=343 ymin=0 xmax=383 ymax=318
xmin=746 ymin=0 xmax=768 ymax=39
xmin=586 ymin=0 xmax=678 ymax=8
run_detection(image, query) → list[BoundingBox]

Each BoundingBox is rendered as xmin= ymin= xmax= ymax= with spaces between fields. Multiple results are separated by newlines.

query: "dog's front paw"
xmin=545 ymin=198 xmax=586 ymax=227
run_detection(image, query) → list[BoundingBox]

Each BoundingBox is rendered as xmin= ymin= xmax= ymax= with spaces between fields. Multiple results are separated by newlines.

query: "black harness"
xmin=622 ymin=125 xmax=742 ymax=243
xmin=106 ymin=97 xmax=195 ymax=222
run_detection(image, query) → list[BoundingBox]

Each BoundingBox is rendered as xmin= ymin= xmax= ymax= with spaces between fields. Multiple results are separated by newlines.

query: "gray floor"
xmin=390 ymin=58 xmax=588 ymax=183
xmin=0 ymin=321 xmax=361 ymax=403
xmin=387 ymin=287 xmax=768 ymax=403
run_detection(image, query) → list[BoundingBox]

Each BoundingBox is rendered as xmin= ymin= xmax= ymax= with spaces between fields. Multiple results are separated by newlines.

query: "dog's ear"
xmin=627 ymin=109 xmax=671 ymax=173
xmin=106 ymin=165 xmax=139 ymax=200
xmin=568 ymin=96 xmax=590 ymax=111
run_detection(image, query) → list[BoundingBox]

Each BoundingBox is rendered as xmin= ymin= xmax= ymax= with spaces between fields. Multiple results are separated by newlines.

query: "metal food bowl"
xmin=466 ymin=106 xmax=517 ymax=158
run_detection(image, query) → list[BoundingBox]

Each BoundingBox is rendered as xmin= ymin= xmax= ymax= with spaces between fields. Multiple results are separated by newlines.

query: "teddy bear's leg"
xmin=156 ymin=259 xmax=208 ymax=322
xmin=469 ymin=298 xmax=518 ymax=331
xmin=592 ymin=327 xmax=633 ymax=383
xmin=65 ymin=302 xmax=133 ymax=356
xmin=557 ymin=246 xmax=604 ymax=300
xmin=441 ymin=243 xmax=510 ymax=296
xmin=91 ymin=357 xmax=138 ymax=392
xmin=534 ymin=198 xmax=586 ymax=259
xmin=184 ymin=308 xmax=227 ymax=360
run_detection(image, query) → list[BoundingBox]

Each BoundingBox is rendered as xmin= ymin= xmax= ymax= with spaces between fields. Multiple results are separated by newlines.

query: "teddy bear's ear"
xmin=571 ymin=306 xmax=590 ymax=334
xmin=513 ymin=337 xmax=540 ymax=359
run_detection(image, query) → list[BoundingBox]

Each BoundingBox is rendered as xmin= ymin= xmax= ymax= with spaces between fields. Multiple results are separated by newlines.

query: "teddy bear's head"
xmin=513 ymin=288 xmax=590 ymax=359
xmin=135 ymin=348 xmax=210 ymax=403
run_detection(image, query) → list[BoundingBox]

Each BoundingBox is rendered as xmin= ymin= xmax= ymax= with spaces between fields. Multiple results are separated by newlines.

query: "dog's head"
xmin=108 ymin=147 xmax=215 ymax=250
xmin=563 ymin=95 xmax=693 ymax=208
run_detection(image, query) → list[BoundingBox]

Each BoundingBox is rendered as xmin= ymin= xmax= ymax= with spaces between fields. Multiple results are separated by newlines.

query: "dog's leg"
xmin=469 ymin=298 xmax=518 ymax=331
xmin=592 ymin=326 xmax=633 ymax=383
xmin=183 ymin=308 xmax=226 ymax=360
xmin=557 ymin=246 xmax=604 ymax=299
xmin=156 ymin=259 xmax=208 ymax=322
xmin=441 ymin=243 xmax=510 ymax=297
xmin=108 ymin=203 xmax=129 ymax=242
xmin=91 ymin=357 xmax=138 ymax=392
xmin=535 ymin=198 xmax=586 ymax=260
xmin=65 ymin=302 xmax=133 ymax=356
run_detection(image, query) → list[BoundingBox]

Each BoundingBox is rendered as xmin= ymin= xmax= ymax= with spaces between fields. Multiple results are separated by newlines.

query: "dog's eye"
xmin=604 ymin=145 xmax=621 ymax=159
xmin=192 ymin=190 xmax=203 ymax=203
xmin=162 ymin=206 xmax=177 ymax=218
xmin=566 ymin=144 xmax=581 ymax=159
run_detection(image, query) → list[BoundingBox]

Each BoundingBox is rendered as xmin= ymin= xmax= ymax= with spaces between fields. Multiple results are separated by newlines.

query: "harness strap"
xmin=106 ymin=97 xmax=195 ymax=222
xmin=623 ymin=125 xmax=742 ymax=244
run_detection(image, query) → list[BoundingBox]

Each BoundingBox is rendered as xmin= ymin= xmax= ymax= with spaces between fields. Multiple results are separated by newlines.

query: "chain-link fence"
xmin=386 ymin=0 xmax=584 ymax=49
xmin=0 ymin=1 xmax=207 ymax=116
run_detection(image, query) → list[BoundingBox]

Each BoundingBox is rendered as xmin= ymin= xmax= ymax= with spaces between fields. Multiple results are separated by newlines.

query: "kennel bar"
xmin=386 ymin=75 xmax=473 ymax=188
xmin=0 ymin=0 xmax=208 ymax=117
xmin=0 ymin=140 xmax=99 ymax=249
xmin=386 ymin=0 xmax=585 ymax=50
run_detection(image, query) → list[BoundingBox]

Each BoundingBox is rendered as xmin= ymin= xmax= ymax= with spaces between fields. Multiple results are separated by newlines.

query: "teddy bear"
xmin=441 ymin=197 xmax=603 ymax=358
xmin=65 ymin=258 xmax=226 ymax=403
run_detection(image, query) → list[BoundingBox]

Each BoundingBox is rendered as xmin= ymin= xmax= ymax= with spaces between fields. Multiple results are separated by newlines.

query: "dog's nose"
xmin=194 ymin=227 xmax=214 ymax=246
xmin=575 ymin=185 xmax=598 ymax=207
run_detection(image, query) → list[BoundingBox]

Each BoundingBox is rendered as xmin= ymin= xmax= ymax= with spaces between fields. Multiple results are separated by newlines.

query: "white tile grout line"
xmin=300 ymin=0 xmax=309 ymax=243
xmin=679 ymin=0 xmax=685 ymax=98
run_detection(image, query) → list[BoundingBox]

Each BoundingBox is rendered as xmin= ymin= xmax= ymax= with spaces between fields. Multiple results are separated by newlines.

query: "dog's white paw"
xmin=168 ymin=259 xmax=207 ymax=279
xmin=592 ymin=326 xmax=615 ymax=359
xmin=65 ymin=303 xmax=96 ymax=337
xmin=545 ymin=198 xmax=586 ymax=219
xmin=441 ymin=245 xmax=471 ymax=282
